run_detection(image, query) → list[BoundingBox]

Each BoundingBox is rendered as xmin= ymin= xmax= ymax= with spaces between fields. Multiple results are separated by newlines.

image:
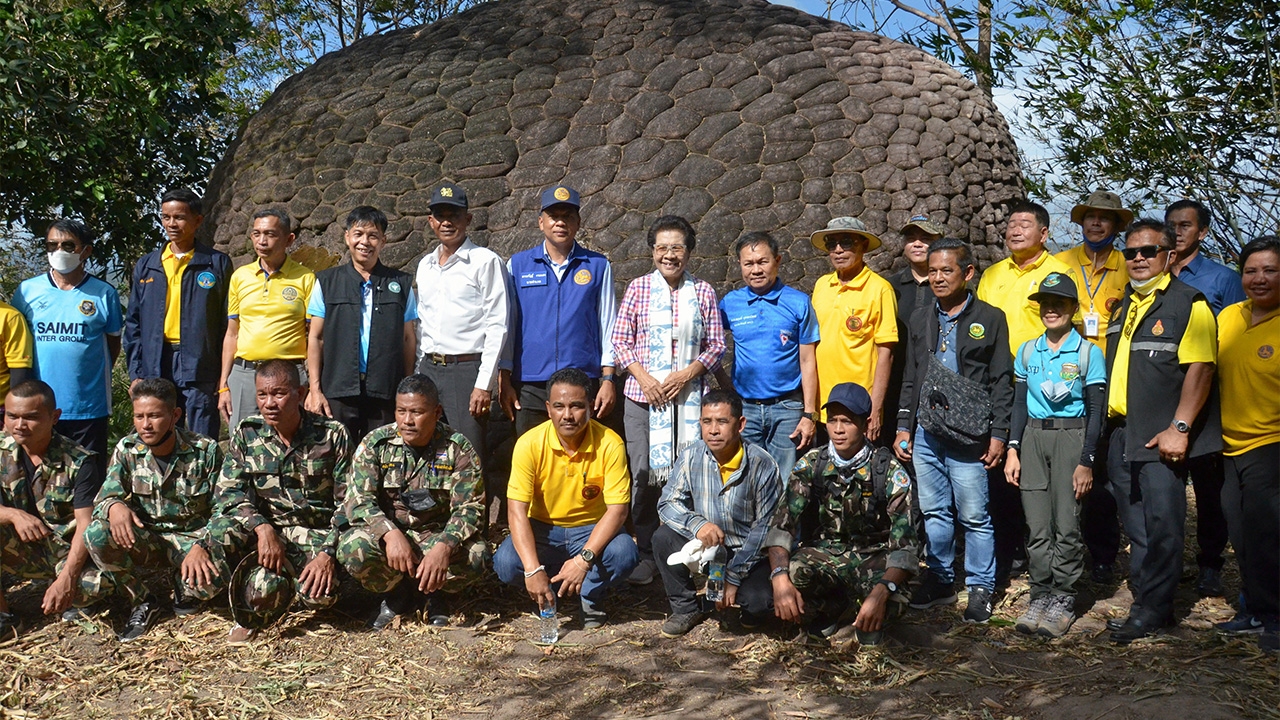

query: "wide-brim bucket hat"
xmin=1070 ymin=190 xmax=1134 ymax=227
xmin=810 ymin=216 xmax=882 ymax=253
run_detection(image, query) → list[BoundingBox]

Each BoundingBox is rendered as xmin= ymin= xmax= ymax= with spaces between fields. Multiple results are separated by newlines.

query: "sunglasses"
xmin=45 ymin=240 xmax=82 ymax=253
xmin=824 ymin=237 xmax=862 ymax=251
xmin=1121 ymin=245 xmax=1167 ymax=261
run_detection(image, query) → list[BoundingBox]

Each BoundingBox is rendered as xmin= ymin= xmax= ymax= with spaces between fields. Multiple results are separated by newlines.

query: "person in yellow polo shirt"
xmin=0 ymin=300 xmax=33 ymax=404
xmin=217 ymin=209 xmax=316 ymax=431
xmin=1214 ymin=235 xmax=1279 ymax=650
xmin=809 ymin=217 xmax=898 ymax=441
xmin=493 ymin=367 xmax=638 ymax=629
xmin=978 ymin=201 xmax=1075 ymax=356
xmin=1103 ymin=219 xmax=1219 ymax=644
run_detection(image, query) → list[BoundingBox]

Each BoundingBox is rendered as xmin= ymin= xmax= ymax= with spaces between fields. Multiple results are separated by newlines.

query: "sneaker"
xmin=806 ymin=596 xmax=850 ymax=639
xmin=909 ymin=574 xmax=958 ymax=610
xmin=1214 ymin=612 xmax=1263 ymax=635
xmin=627 ymin=558 xmax=659 ymax=586
xmin=660 ymin=611 xmax=707 ymax=637
xmin=424 ymin=593 xmax=450 ymax=627
xmin=0 ymin=611 xmax=18 ymax=639
xmin=963 ymin=586 xmax=994 ymax=624
xmin=581 ymin=598 xmax=608 ymax=630
xmin=1196 ymin=567 xmax=1224 ymax=597
xmin=1037 ymin=595 xmax=1077 ymax=638
xmin=1015 ymin=595 xmax=1050 ymax=635
xmin=227 ymin=623 xmax=257 ymax=644
xmin=119 ymin=599 xmax=161 ymax=642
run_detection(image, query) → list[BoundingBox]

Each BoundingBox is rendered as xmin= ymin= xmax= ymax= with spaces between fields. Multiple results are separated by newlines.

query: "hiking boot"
xmin=1214 ymin=612 xmax=1263 ymax=635
xmin=119 ymin=599 xmax=161 ymax=642
xmin=0 ymin=611 xmax=18 ymax=640
xmin=172 ymin=582 xmax=201 ymax=617
xmin=1196 ymin=567 xmax=1224 ymax=597
xmin=660 ymin=611 xmax=707 ymax=637
xmin=227 ymin=623 xmax=257 ymax=644
xmin=963 ymin=586 xmax=994 ymax=624
xmin=424 ymin=593 xmax=450 ymax=627
xmin=1037 ymin=595 xmax=1077 ymax=638
xmin=627 ymin=558 xmax=658 ymax=586
xmin=908 ymin=574 xmax=958 ymax=610
xmin=1015 ymin=595 xmax=1050 ymax=635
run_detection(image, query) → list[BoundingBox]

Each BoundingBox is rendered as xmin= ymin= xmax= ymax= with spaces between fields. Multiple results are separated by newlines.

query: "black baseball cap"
xmin=822 ymin=382 xmax=872 ymax=418
xmin=1028 ymin=272 xmax=1079 ymax=303
xmin=429 ymin=182 xmax=468 ymax=210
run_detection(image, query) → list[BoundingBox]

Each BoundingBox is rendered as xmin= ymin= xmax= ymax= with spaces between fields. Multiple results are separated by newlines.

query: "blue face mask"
xmin=1040 ymin=378 xmax=1074 ymax=403
xmin=1084 ymin=231 xmax=1116 ymax=254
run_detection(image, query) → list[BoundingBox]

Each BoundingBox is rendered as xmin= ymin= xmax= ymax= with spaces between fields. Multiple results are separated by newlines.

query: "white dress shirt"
xmin=415 ymin=238 xmax=509 ymax=391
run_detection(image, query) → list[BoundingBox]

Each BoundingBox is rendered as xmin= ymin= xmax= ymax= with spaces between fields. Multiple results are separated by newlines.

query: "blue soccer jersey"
xmin=13 ymin=273 xmax=123 ymax=420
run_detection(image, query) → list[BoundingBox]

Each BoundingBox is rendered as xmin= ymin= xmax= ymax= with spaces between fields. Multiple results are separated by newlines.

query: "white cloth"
xmin=647 ymin=270 xmax=704 ymax=486
xmin=666 ymin=537 xmax=719 ymax=574
xmin=415 ymin=238 xmax=510 ymax=390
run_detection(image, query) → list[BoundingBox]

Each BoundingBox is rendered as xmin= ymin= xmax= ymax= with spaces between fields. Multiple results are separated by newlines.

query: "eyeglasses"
xmin=654 ymin=244 xmax=687 ymax=255
xmin=45 ymin=241 xmax=81 ymax=253
xmin=1121 ymin=245 xmax=1166 ymax=261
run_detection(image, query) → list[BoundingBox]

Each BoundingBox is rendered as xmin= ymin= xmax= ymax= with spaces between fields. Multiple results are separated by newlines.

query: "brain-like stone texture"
xmin=203 ymin=0 xmax=1023 ymax=290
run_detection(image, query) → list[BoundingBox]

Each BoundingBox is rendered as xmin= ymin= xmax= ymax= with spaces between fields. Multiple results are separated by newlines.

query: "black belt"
xmin=424 ymin=352 xmax=482 ymax=366
xmin=234 ymin=357 xmax=302 ymax=370
xmin=1029 ymin=417 xmax=1087 ymax=430
xmin=742 ymin=389 xmax=804 ymax=406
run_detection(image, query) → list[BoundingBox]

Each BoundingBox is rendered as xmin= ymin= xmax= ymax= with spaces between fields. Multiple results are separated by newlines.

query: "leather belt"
xmin=742 ymin=389 xmax=804 ymax=406
xmin=1029 ymin=417 xmax=1087 ymax=430
xmin=425 ymin=352 xmax=482 ymax=366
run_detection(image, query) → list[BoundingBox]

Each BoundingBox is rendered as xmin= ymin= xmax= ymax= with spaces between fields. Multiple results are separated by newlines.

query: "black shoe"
xmin=660 ymin=611 xmax=707 ymax=637
xmin=1259 ymin=623 xmax=1279 ymax=654
xmin=0 ymin=611 xmax=18 ymax=639
xmin=1110 ymin=616 xmax=1160 ymax=644
xmin=1196 ymin=567 xmax=1224 ymax=597
xmin=909 ymin=574 xmax=958 ymax=609
xmin=62 ymin=600 xmax=109 ymax=623
xmin=172 ymin=582 xmax=201 ymax=617
xmin=424 ymin=593 xmax=450 ymax=627
xmin=119 ymin=600 xmax=161 ymax=642
xmin=369 ymin=584 xmax=414 ymax=631
xmin=1090 ymin=563 xmax=1115 ymax=585
xmin=806 ymin=596 xmax=850 ymax=639
xmin=855 ymin=628 xmax=885 ymax=646
xmin=739 ymin=610 xmax=767 ymax=631
xmin=963 ymin=586 xmax=994 ymax=624
xmin=1105 ymin=616 xmax=1128 ymax=632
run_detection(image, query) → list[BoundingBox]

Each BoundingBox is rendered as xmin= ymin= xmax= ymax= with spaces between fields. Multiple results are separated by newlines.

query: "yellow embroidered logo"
xmin=968 ymin=323 xmax=986 ymax=339
xmin=282 ymin=287 xmax=299 ymax=302
xmin=440 ymin=187 xmax=454 ymax=197
xmin=554 ymin=187 xmax=571 ymax=202
xmin=574 ymin=268 xmax=592 ymax=285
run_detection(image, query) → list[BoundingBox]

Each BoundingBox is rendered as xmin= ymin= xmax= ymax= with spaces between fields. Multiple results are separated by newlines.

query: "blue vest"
xmin=509 ymin=245 xmax=610 ymax=382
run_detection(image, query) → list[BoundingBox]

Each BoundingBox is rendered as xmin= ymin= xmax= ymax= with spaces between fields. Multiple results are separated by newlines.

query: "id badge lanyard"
xmin=1079 ymin=264 xmax=1109 ymax=338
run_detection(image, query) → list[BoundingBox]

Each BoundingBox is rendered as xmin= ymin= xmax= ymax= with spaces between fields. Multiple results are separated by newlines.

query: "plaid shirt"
xmin=611 ymin=273 xmax=726 ymax=404
xmin=657 ymin=440 xmax=782 ymax=585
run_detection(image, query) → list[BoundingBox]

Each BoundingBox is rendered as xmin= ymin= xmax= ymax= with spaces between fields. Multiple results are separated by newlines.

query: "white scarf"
xmin=646 ymin=269 xmax=703 ymax=486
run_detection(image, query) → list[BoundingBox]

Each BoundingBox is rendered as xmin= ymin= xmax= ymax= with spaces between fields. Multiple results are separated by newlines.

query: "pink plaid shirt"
xmin=611 ymin=273 xmax=726 ymax=404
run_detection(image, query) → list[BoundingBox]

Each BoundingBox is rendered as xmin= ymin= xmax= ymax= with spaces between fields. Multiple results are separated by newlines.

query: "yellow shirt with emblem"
xmin=1217 ymin=300 xmax=1280 ymax=455
xmin=0 ymin=301 xmax=33 ymax=398
xmin=811 ymin=265 xmax=898 ymax=420
xmin=227 ymin=257 xmax=315 ymax=361
xmin=1054 ymin=244 xmax=1129 ymax=355
xmin=507 ymin=419 xmax=631 ymax=528
xmin=1107 ymin=274 xmax=1218 ymax=417
xmin=161 ymin=244 xmax=193 ymax=344
xmin=718 ymin=443 xmax=744 ymax=484
xmin=977 ymin=250 xmax=1075 ymax=356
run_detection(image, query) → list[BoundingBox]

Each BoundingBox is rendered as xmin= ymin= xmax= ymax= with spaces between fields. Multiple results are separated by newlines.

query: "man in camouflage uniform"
xmin=83 ymin=379 xmax=225 ymax=641
xmin=338 ymin=374 xmax=485 ymax=629
xmin=210 ymin=359 xmax=353 ymax=643
xmin=0 ymin=381 xmax=115 ymax=638
xmin=765 ymin=382 xmax=918 ymax=643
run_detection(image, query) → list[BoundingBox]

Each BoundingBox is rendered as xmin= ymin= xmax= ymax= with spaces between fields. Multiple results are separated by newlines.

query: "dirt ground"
xmin=2 ymin=490 xmax=1277 ymax=720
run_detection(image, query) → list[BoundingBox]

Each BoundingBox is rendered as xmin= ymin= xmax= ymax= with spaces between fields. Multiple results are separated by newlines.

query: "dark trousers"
xmin=1109 ymin=426 xmax=1186 ymax=623
xmin=988 ymin=461 xmax=1027 ymax=578
xmin=1187 ymin=452 xmax=1228 ymax=571
xmin=56 ymin=417 xmax=109 ymax=476
xmin=1222 ymin=443 xmax=1280 ymax=620
xmin=328 ymin=391 xmax=396 ymax=444
xmin=159 ymin=343 xmax=220 ymax=439
xmin=417 ymin=358 xmax=487 ymax=476
xmin=651 ymin=524 xmax=773 ymax=617
xmin=1080 ymin=430 xmax=1121 ymax=567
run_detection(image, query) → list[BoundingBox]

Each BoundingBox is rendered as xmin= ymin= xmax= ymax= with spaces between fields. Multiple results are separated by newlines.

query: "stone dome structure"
xmin=202 ymin=0 xmax=1023 ymax=289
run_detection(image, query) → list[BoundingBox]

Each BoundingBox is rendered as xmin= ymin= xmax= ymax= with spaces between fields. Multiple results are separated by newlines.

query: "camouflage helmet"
xmin=229 ymin=551 xmax=296 ymax=630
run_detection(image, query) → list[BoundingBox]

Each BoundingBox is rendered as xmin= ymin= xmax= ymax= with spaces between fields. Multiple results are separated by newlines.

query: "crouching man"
xmin=766 ymin=382 xmax=918 ymax=643
xmin=338 ymin=374 xmax=486 ymax=629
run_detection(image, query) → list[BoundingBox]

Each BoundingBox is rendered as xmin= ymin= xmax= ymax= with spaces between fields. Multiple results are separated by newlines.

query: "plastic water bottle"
xmin=538 ymin=597 xmax=558 ymax=644
xmin=704 ymin=546 xmax=727 ymax=602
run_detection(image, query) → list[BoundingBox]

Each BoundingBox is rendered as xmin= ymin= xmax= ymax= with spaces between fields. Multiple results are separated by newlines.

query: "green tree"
xmin=0 ymin=0 xmax=247 ymax=268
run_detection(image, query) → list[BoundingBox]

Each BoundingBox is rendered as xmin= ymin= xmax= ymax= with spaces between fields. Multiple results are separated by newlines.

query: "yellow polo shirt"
xmin=978 ymin=250 xmax=1075 ymax=357
xmin=227 ymin=257 xmax=315 ymax=362
xmin=508 ymin=419 xmax=630 ymax=528
xmin=161 ymin=245 xmax=193 ymax=344
xmin=0 ymin=301 xmax=33 ymax=398
xmin=811 ymin=265 xmax=898 ymax=420
xmin=1217 ymin=300 xmax=1280 ymax=455
xmin=1107 ymin=274 xmax=1217 ymax=417
xmin=1055 ymin=244 xmax=1129 ymax=355
xmin=719 ymin=443 xmax=744 ymax=484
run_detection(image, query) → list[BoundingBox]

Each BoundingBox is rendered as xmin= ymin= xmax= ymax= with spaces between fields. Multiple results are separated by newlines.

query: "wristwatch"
xmin=578 ymin=548 xmax=597 ymax=567
xmin=876 ymin=579 xmax=899 ymax=594
xmin=601 ymin=374 xmax=618 ymax=384
xmin=1171 ymin=419 xmax=1191 ymax=433
xmin=805 ymin=411 xmax=820 ymax=423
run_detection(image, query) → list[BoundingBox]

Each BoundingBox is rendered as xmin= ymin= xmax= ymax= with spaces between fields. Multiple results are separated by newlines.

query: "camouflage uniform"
xmin=765 ymin=444 xmax=918 ymax=616
xmin=82 ymin=427 xmax=225 ymax=603
xmin=338 ymin=421 xmax=486 ymax=593
xmin=0 ymin=432 xmax=116 ymax=605
xmin=210 ymin=411 xmax=353 ymax=611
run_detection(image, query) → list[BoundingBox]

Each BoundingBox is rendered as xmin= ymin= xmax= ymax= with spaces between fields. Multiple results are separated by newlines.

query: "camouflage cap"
xmin=901 ymin=214 xmax=946 ymax=238
xmin=229 ymin=551 xmax=296 ymax=630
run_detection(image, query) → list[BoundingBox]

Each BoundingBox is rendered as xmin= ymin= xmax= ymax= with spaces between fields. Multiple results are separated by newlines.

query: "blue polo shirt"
xmin=12 ymin=273 xmax=123 ymax=420
xmin=719 ymin=281 xmax=819 ymax=400
xmin=1178 ymin=253 xmax=1245 ymax=315
xmin=306 ymin=282 xmax=417 ymax=373
xmin=1014 ymin=329 xmax=1106 ymax=419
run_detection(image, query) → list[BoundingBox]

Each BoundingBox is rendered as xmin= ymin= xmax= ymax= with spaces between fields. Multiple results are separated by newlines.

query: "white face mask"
xmin=1130 ymin=271 xmax=1166 ymax=296
xmin=48 ymin=249 xmax=83 ymax=274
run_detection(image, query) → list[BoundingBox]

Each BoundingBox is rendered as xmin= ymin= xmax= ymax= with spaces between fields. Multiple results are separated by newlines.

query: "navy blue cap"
xmin=822 ymin=382 xmax=873 ymax=418
xmin=1028 ymin=272 xmax=1079 ymax=303
xmin=540 ymin=185 xmax=580 ymax=211
xmin=429 ymin=182 xmax=468 ymax=210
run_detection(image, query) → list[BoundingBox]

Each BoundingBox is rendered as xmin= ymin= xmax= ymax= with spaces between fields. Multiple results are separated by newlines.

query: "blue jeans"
xmin=493 ymin=519 xmax=640 ymax=607
xmin=742 ymin=397 xmax=804 ymax=477
xmin=912 ymin=427 xmax=996 ymax=590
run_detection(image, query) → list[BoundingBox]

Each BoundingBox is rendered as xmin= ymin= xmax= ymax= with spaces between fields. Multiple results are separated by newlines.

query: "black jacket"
xmin=314 ymin=262 xmax=413 ymax=400
xmin=897 ymin=292 xmax=1015 ymax=441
